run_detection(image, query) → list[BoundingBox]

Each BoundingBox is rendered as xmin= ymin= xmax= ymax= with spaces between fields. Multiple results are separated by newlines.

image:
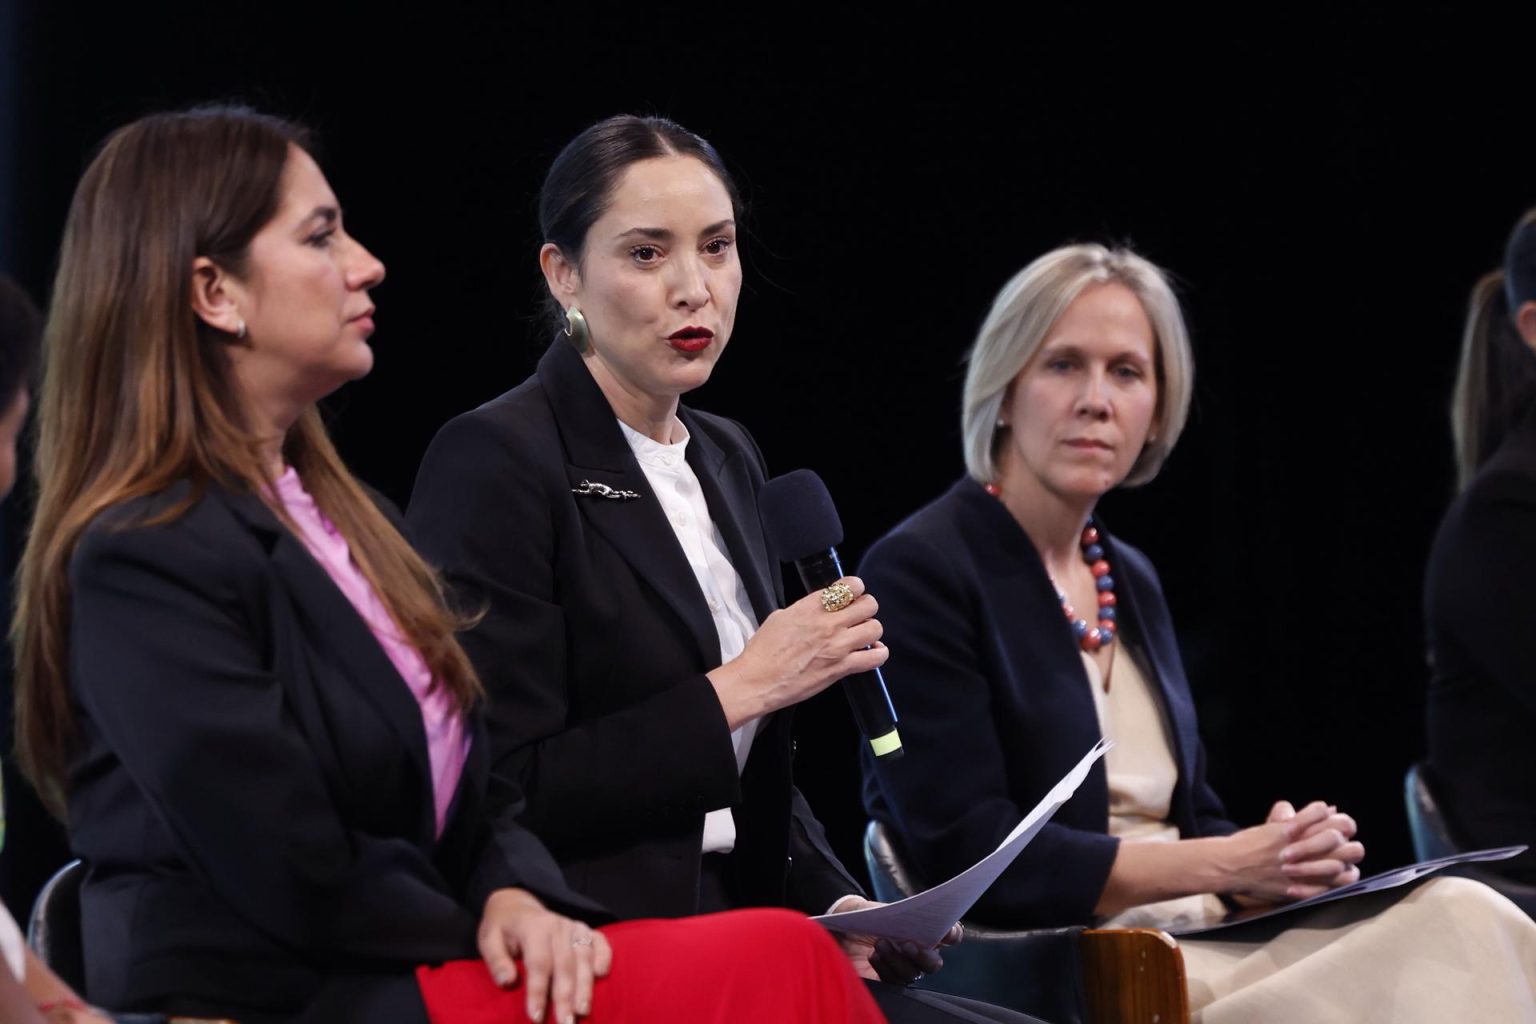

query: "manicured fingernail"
xmin=494 ymin=970 xmax=513 ymax=987
xmin=563 ymin=1014 xmax=576 ymax=1024
xmin=529 ymin=1005 xmax=544 ymax=1023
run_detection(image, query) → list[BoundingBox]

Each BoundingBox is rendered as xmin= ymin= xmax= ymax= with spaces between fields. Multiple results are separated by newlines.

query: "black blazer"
xmin=1424 ymin=410 xmax=1536 ymax=883
xmin=859 ymin=478 xmax=1236 ymax=928
xmin=66 ymin=481 xmax=605 ymax=1024
xmin=407 ymin=341 xmax=861 ymax=921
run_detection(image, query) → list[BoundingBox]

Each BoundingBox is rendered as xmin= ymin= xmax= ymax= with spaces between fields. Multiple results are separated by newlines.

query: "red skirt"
xmin=416 ymin=908 xmax=884 ymax=1023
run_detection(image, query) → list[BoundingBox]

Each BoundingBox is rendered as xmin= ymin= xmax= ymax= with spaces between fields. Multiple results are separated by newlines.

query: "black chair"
xmin=26 ymin=859 xmax=238 ymax=1024
xmin=864 ymin=821 xmax=1188 ymax=1024
xmin=25 ymin=858 xmax=85 ymax=991
xmin=1404 ymin=762 xmax=1536 ymax=918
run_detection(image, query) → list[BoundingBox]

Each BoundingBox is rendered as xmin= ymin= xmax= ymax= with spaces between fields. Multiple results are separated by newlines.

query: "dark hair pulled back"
xmin=537 ymin=115 xmax=741 ymax=335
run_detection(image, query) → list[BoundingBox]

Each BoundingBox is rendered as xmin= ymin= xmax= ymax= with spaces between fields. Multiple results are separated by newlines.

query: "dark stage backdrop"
xmin=6 ymin=8 xmax=1532 ymax=892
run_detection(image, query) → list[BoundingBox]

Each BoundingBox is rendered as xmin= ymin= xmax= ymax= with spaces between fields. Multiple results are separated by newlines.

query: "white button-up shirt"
xmin=619 ymin=419 xmax=762 ymax=854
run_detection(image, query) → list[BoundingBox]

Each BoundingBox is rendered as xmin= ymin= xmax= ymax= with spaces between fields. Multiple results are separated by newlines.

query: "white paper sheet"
xmin=814 ymin=737 xmax=1112 ymax=945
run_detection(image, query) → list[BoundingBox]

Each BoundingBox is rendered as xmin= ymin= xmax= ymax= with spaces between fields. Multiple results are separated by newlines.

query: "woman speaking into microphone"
xmin=408 ymin=116 xmax=1030 ymax=1023
xmin=14 ymin=105 xmax=885 ymax=1024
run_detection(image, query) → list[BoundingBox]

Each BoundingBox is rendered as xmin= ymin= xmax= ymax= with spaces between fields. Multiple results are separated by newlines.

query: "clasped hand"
xmin=479 ymin=888 xmax=612 ymax=1023
xmin=1226 ymin=800 xmax=1365 ymax=905
xmin=825 ymin=896 xmax=963 ymax=985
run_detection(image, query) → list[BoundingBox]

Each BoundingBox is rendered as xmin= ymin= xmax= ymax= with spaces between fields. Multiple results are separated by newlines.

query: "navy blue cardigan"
xmin=860 ymin=477 xmax=1236 ymax=927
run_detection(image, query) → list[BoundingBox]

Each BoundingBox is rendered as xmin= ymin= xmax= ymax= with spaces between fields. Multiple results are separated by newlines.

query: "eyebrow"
xmin=1040 ymin=341 xmax=1151 ymax=363
xmin=300 ymin=205 xmax=340 ymax=230
xmin=612 ymin=219 xmax=736 ymax=244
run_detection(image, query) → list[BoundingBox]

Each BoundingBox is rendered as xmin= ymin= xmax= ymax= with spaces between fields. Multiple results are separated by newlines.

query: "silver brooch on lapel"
xmin=572 ymin=480 xmax=642 ymax=501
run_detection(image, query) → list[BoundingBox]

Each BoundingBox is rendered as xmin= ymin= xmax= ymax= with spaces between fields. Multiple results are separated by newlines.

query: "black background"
xmin=7 ymin=5 xmax=1534 ymax=889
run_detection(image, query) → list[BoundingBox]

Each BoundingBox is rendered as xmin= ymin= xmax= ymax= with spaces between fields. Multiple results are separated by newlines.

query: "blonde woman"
xmin=862 ymin=243 xmax=1536 ymax=1021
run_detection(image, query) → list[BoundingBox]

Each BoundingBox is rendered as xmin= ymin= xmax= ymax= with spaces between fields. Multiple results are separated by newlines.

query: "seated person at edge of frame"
xmin=1425 ymin=209 xmax=1536 ymax=888
xmin=12 ymin=105 xmax=886 ymax=1024
xmin=859 ymin=243 xmax=1536 ymax=1022
xmin=408 ymin=115 xmax=1041 ymax=1024
xmin=0 ymin=276 xmax=108 ymax=1024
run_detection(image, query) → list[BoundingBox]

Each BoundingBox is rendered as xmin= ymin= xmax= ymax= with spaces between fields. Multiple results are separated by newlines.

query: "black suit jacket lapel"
xmin=434 ymin=714 xmax=492 ymax=861
xmin=681 ymin=410 xmax=778 ymax=624
xmin=221 ymin=487 xmax=437 ymax=841
xmin=537 ymin=342 xmax=721 ymax=669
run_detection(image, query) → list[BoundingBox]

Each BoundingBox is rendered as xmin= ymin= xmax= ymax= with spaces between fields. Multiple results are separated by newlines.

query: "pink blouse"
xmin=273 ymin=468 xmax=468 ymax=838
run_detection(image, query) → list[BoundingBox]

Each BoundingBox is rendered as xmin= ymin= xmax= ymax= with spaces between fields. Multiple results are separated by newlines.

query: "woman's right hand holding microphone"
xmin=707 ymin=576 xmax=887 ymax=729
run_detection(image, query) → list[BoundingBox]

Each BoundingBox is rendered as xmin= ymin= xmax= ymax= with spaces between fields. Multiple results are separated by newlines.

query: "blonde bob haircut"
xmin=961 ymin=243 xmax=1194 ymax=488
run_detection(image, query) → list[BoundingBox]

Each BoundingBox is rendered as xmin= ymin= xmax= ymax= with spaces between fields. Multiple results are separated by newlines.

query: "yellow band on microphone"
xmin=868 ymin=729 xmax=903 ymax=757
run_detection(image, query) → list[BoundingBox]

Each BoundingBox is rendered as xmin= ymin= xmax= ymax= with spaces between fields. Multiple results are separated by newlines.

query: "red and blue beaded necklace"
xmin=985 ymin=482 xmax=1117 ymax=653
xmin=1059 ymin=522 xmax=1117 ymax=653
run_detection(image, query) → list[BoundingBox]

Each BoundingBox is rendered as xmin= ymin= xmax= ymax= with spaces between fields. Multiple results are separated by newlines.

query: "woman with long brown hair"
xmin=12 ymin=105 xmax=883 ymax=1024
xmin=0 ymin=272 xmax=106 ymax=1024
xmin=1424 ymin=209 xmax=1536 ymax=894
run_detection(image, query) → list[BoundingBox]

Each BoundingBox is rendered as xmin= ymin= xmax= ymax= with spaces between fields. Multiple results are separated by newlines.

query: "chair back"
xmin=864 ymin=820 xmax=1099 ymax=1021
xmin=1405 ymin=762 xmax=1461 ymax=862
xmin=26 ymin=859 xmax=86 ymax=991
xmin=863 ymin=820 xmax=920 ymax=903
xmin=26 ymin=859 xmax=249 ymax=1022
xmin=1404 ymin=762 xmax=1536 ymax=918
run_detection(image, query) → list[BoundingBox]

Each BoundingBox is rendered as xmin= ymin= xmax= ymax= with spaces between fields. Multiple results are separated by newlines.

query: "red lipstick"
xmin=668 ymin=326 xmax=713 ymax=353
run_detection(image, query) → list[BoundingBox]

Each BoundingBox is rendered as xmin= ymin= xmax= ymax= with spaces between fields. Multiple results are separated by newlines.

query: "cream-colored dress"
xmin=1087 ymin=648 xmax=1536 ymax=1023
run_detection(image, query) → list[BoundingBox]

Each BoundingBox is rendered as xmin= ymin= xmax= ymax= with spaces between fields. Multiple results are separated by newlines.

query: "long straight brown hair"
xmin=14 ymin=106 xmax=482 ymax=811
xmin=1450 ymin=209 xmax=1536 ymax=490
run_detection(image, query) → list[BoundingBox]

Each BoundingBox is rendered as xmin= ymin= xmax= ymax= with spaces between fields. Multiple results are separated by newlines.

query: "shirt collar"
xmin=617 ymin=417 xmax=691 ymax=470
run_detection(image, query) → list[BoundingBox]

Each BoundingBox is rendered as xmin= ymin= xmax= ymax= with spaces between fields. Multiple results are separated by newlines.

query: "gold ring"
xmin=821 ymin=581 xmax=855 ymax=612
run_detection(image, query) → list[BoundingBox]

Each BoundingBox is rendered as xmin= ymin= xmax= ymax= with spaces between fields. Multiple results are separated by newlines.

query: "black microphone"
xmin=758 ymin=469 xmax=902 ymax=760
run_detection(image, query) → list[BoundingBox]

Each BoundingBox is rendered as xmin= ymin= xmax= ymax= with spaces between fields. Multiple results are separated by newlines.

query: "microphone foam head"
xmin=758 ymin=469 xmax=844 ymax=561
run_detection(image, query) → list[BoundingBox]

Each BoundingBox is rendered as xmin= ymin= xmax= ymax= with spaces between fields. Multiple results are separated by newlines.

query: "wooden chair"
xmin=27 ymin=859 xmax=238 ymax=1024
xmin=1079 ymin=927 xmax=1189 ymax=1024
xmin=865 ymin=821 xmax=1189 ymax=1024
